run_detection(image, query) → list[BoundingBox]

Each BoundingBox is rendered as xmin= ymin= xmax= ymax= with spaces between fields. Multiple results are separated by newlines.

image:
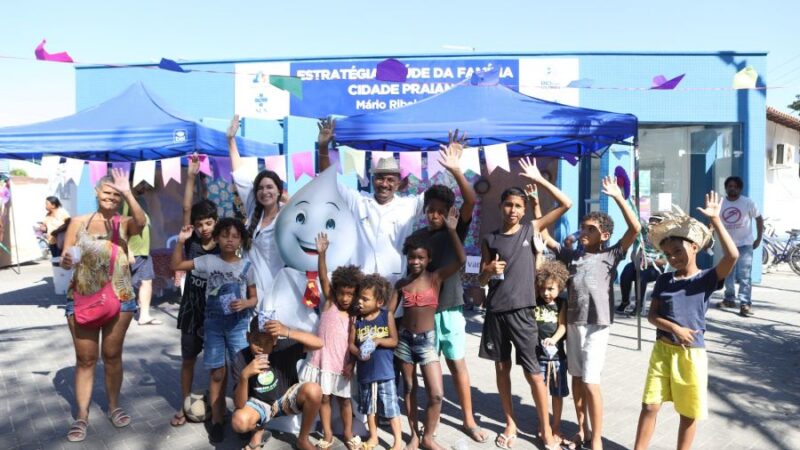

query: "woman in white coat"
xmin=227 ymin=115 xmax=285 ymax=308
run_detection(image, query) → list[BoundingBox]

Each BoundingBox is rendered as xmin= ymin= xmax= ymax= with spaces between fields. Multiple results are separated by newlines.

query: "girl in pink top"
xmin=299 ymin=232 xmax=363 ymax=450
xmin=389 ymin=206 xmax=465 ymax=450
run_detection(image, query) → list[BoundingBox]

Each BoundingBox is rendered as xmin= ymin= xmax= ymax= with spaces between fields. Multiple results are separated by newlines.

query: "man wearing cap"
xmin=316 ymin=119 xmax=470 ymax=286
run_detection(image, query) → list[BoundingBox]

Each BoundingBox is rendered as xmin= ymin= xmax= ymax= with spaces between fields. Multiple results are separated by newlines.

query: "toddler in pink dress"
xmin=299 ymin=233 xmax=362 ymax=450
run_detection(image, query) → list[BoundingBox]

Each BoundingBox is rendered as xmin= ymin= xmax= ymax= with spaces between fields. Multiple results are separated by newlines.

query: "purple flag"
xmin=158 ymin=58 xmax=190 ymax=73
xmin=614 ymin=166 xmax=631 ymax=200
xmin=651 ymin=74 xmax=685 ymax=90
xmin=376 ymin=58 xmax=408 ymax=82
xmin=34 ymin=39 xmax=73 ymax=63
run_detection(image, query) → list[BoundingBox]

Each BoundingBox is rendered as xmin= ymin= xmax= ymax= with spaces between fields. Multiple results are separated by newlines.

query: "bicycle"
xmin=761 ymin=226 xmax=800 ymax=275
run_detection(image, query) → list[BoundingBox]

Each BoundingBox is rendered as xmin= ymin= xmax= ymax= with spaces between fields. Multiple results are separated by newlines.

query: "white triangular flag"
xmin=459 ymin=147 xmax=481 ymax=176
xmin=239 ymin=157 xmax=259 ymax=182
xmin=133 ymin=160 xmax=156 ymax=188
xmin=40 ymin=155 xmax=61 ymax=178
xmin=62 ymin=158 xmax=85 ymax=186
xmin=341 ymin=146 xmax=366 ymax=179
xmin=483 ymin=144 xmax=510 ymax=174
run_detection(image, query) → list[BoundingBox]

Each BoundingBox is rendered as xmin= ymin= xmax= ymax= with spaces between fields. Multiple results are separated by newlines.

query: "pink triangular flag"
xmin=160 ymin=157 xmax=181 ymax=186
xmin=291 ymin=152 xmax=315 ymax=181
xmin=213 ymin=157 xmax=233 ymax=182
xmin=34 ymin=39 xmax=74 ymax=63
xmin=196 ymin=155 xmax=212 ymax=176
xmin=426 ymin=151 xmax=444 ymax=179
xmin=371 ymin=151 xmax=393 ymax=168
xmin=398 ymin=152 xmax=422 ymax=179
xmin=483 ymin=144 xmax=510 ymax=174
xmin=264 ymin=155 xmax=287 ymax=182
xmin=88 ymin=161 xmax=108 ymax=185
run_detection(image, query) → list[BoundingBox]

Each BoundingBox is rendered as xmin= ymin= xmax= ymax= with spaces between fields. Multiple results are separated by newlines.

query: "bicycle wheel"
xmin=789 ymin=245 xmax=800 ymax=276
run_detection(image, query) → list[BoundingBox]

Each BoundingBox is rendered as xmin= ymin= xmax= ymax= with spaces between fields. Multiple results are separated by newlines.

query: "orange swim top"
xmin=401 ymin=287 xmax=439 ymax=308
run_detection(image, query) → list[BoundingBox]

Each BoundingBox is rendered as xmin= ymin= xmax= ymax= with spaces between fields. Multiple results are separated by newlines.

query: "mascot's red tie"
xmin=303 ymin=271 xmax=320 ymax=308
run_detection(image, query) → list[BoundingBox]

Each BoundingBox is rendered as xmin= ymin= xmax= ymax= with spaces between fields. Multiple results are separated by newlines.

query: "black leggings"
xmin=619 ymin=262 xmax=661 ymax=307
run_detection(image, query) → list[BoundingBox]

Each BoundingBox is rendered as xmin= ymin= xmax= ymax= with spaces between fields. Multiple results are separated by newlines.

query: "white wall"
xmin=764 ymin=121 xmax=800 ymax=234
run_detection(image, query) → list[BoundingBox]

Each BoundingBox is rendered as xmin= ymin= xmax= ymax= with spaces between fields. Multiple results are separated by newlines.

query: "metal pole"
xmin=633 ymin=141 xmax=642 ymax=351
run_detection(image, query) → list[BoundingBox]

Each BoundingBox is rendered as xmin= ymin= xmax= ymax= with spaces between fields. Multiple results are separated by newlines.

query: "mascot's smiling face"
xmin=275 ymin=166 xmax=356 ymax=272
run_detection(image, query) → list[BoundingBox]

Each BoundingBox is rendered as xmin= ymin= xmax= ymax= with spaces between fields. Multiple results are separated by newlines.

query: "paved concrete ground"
xmin=1 ymin=261 xmax=798 ymax=450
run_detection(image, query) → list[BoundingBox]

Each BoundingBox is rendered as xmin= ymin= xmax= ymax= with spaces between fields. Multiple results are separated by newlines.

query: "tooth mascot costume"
xmin=260 ymin=166 xmax=362 ymax=433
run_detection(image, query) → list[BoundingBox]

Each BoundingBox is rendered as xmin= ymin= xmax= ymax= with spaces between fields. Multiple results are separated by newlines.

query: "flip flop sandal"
xmin=495 ymin=432 xmax=517 ymax=449
xmin=243 ymin=442 xmax=264 ymax=450
xmin=138 ymin=318 xmax=163 ymax=325
xmin=317 ymin=438 xmax=335 ymax=449
xmin=108 ymin=407 xmax=131 ymax=428
xmin=462 ymin=425 xmax=489 ymax=443
xmin=67 ymin=419 xmax=88 ymax=442
xmin=346 ymin=436 xmax=363 ymax=450
xmin=170 ymin=411 xmax=186 ymax=427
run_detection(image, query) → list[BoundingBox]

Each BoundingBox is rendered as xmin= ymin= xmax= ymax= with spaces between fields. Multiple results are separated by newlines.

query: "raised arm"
xmin=438 ymin=130 xmax=476 ymax=221
xmin=519 ymin=157 xmax=572 ymax=234
xmin=317 ymin=117 xmax=336 ymax=172
xmin=182 ymin=154 xmax=201 ymax=226
xmin=227 ymin=115 xmax=243 ymax=171
xmin=265 ymin=320 xmax=323 ymax=351
xmin=316 ymin=232 xmax=333 ymax=308
xmin=434 ymin=206 xmax=467 ymax=282
xmin=170 ymin=225 xmax=196 ymax=272
xmin=107 ymin=168 xmax=146 ymax=237
xmin=696 ymin=191 xmax=739 ymax=280
xmin=601 ymin=175 xmax=641 ymax=252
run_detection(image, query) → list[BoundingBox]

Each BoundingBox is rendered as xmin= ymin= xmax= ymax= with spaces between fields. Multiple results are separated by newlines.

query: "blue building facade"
xmin=77 ymin=51 xmax=767 ymax=280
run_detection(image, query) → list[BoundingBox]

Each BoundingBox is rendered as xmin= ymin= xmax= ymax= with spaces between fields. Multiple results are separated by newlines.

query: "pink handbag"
xmin=73 ymin=215 xmax=122 ymax=328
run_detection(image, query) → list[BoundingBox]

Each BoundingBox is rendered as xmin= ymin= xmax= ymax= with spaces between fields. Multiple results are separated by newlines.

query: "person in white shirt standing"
xmin=717 ymin=176 xmax=763 ymax=317
xmin=316 ymin=119 xmax=471 ymax=288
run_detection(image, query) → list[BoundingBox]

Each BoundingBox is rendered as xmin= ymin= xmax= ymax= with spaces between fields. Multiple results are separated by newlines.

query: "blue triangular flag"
xmin=158 ymin=58 xmax=190 ymax=73
xmin=567 ymin=78 xmax=594 ymax=88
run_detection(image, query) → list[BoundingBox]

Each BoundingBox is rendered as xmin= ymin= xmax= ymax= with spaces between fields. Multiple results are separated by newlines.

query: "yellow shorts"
xmin=642 ymin=340 xmax=708 ymax=419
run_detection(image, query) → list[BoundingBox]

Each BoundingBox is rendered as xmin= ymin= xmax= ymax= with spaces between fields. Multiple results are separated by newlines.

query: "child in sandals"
xmin=298 ymin=232 xmax=362 ymax=450
xmin=389 ymin=206 xmax=466 ymax=450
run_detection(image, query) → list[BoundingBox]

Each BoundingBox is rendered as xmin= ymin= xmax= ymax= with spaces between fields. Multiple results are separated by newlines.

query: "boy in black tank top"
xmin=477 ymin=157 xmax=572 ymax=450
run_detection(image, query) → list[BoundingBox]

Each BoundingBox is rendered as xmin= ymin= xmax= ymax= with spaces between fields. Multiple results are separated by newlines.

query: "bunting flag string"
xmin=5 ymin=44 xmax=781 ymax=91
xmin=33 ymin=143 xmax=609 ymax=188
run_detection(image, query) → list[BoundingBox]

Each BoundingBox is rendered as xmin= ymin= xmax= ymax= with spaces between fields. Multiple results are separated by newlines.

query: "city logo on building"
xmin=173 ymin=129 xmax=187 ymax=144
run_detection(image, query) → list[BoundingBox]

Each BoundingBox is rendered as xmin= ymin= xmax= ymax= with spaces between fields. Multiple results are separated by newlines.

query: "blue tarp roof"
xmin=334 ymin=82 xmax=637 ymax=158
xmin=0 ymin=83 xmax=278 ymax=161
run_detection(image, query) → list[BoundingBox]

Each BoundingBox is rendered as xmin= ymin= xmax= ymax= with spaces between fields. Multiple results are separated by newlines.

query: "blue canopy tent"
xmin=0 ymin=82 xmax=279 ymax=161
xmin=334 ymin=82 xmax=637 ymax=158
xmin=335 ymin=81 xmax=648 ymax=348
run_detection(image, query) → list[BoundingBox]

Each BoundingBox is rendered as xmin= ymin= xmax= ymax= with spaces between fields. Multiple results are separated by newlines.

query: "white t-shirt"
xmin=336 ymin=182 xmax=424 ymax=283
xmin=193 ymin=255 xmax=255 ymax=313
xmin=720 ymin=195 xmax=760 ymax=247
xmin=233 ymin=168 xmax=286 ymax=307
